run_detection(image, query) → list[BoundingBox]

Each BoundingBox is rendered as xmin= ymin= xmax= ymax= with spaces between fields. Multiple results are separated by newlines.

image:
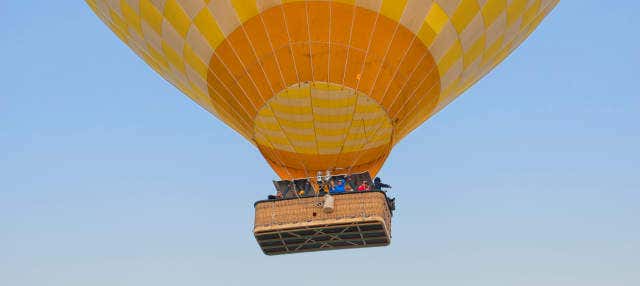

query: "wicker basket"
xmin=253 ymin=191 xmax=392 ymax=255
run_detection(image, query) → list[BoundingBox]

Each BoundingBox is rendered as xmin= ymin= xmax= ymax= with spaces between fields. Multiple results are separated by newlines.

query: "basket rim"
xmin=254 ymin=190 xmax=389 ymax=207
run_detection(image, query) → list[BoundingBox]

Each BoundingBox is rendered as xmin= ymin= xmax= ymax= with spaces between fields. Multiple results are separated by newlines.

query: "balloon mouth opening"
xmin=251 ymin=81 xmax=393 ymax=178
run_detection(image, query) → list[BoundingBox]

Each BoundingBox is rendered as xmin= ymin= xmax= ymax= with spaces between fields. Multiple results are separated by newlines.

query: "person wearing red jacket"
xmin=357 ymin=181 xmax=371 ymax=192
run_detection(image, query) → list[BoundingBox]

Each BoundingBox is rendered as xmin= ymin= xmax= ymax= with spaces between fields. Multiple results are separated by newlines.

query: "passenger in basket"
xmin=328 ymin=179 xmax=336 ymax=193
xmin=357 ymin=181 xmax=371 ymax=192
xmin=345 ymin=183 xmax=353 ymax=192
xmin=331 ymin=179 xmax=345 ymax=194
xmin=373 ymin=177 xmax=391 ymax=191
xmin=345 ymin=176 xmax=356 ymax=191
xmin=268 ymin=190 xmax=283 ymax=200
xmin=283 ymin=181 xmax=298 ymax=198
xmin=302 ymin=180 xmax=313 ymax=196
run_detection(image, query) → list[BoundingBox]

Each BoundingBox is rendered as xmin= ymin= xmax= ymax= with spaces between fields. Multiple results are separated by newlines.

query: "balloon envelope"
xmin=88 ymin=0 xmax=558 ymax=179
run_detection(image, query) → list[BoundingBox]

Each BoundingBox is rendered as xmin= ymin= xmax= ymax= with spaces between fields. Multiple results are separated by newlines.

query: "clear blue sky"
xmin=1 ymin=1 xmax=639 ymax=286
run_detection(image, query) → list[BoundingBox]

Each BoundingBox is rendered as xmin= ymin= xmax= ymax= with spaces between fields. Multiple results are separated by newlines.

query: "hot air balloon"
xmin=87 ymin=0 xmax=558 ymax=255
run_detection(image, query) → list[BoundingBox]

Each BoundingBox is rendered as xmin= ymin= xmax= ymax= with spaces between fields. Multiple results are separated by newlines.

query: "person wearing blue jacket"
xmin=330 ymin=178 xmax=346 ymax=194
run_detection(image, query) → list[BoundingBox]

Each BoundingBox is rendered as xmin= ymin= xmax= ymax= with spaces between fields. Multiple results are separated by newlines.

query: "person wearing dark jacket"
xmin=373 ymin=177 xmax=396 ymax=213
xmin=373 ymin=177 xmax=391 ymax=191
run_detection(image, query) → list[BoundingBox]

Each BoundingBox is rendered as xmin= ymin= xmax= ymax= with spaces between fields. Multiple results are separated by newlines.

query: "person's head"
xmin=374 ymin=177 xmax=381 ymax=183
xmin=337 ymin=179 xmax=343 ymax=185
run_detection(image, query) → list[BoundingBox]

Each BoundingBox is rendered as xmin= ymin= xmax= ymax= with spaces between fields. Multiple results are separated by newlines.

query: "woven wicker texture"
xmin=254 ymin=191 xmax=392 ymax=254
xmin=254 ymin=191 xmax=391 ymax=235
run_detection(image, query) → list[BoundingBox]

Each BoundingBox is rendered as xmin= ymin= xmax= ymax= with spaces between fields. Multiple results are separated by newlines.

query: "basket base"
xmin=254 ymin=218 xmax=390 ymax=255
